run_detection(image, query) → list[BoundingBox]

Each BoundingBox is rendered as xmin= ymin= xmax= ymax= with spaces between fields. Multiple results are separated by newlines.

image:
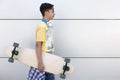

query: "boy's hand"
xmin=38 ymin=63 xmax=45 ymax=71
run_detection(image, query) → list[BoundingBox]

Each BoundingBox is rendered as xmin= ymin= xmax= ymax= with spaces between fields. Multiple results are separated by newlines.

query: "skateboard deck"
xmin=6 ymin=43 xmax=74 ymax=79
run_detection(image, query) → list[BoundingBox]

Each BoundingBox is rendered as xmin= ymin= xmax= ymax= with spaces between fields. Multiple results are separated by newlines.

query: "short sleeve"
xmin=36 ymin=27 xmax=46 ymax=42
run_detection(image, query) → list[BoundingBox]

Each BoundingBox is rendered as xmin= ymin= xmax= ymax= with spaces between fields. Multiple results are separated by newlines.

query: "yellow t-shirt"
xmin=36 ymin=21 xmax=54 ymax=53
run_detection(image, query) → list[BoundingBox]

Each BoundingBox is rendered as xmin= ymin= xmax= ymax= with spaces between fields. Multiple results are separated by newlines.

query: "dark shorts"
xmin=45 ymin=72 xmax=55 ymax=80
xmin=27 ymin=67 xmax=55 ymax=80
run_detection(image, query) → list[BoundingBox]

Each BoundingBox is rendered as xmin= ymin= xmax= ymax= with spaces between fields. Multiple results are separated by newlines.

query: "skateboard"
xmin=6 ymin=43 xmax=74 ymax=79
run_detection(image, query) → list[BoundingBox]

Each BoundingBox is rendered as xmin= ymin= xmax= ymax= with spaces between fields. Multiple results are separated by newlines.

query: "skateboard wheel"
xmin=14 ymin=51 xmax=19 ymax=55
xmin=63 ymin=66 xmax=70 ymax=71
xmin=13 ymin=42 xmax=19 ymax=47
xmin=60 ymin=74 xmax=66 ymax=79
xmin=8 ymin=57 xmax=14 ymax=63
xmin=64 ymin=58 xmax=70 ymax=63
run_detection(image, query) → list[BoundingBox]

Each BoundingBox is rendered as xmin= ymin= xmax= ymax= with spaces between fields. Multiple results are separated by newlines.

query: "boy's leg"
xmin=45 ymin=72 xmax=55 ymax=80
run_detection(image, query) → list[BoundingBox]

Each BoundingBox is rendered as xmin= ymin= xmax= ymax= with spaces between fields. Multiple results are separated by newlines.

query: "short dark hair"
xmin=40 ymin=3 xmax=54 ymax=16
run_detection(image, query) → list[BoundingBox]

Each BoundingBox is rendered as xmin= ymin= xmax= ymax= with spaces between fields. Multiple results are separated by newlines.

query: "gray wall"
xmin=0 ymin=0 xmax=120 ymax=80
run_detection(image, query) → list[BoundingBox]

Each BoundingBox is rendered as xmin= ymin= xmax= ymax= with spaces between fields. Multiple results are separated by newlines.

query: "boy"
xmin=27 ymin=3 xmax=55 ymax=80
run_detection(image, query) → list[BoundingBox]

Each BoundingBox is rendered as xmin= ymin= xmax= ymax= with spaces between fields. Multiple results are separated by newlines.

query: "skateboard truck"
xmin=60 ymin=58 xmax=70 ymax=79
xmin=8 ymin=42 xmax=19 ymax=63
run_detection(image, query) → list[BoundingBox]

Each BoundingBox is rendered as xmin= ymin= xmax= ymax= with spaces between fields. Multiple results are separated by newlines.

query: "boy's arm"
xmin=36 ymin=41 xmax=44 ymax=71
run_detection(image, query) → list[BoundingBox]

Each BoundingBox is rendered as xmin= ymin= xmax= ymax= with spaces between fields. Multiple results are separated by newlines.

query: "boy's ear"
xmin=44 ymin=11 xmax=47 ymax=16
xmin=45 ymin=10 xmax=50 ymax=15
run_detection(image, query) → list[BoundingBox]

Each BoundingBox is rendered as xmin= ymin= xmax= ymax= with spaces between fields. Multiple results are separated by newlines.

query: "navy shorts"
xmin=45 ymin=72 xmax=55 ymax=80
xmin=27 ymin=67 xmax=55 ymax=80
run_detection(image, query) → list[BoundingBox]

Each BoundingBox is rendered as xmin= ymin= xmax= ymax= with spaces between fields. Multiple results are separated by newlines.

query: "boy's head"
xmin=40 ymin=3 xmax=55 ymax=20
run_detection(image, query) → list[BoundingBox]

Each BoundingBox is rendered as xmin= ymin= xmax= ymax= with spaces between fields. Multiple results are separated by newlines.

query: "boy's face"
xmin=45 ymin=8 xmax=55 ymax=20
